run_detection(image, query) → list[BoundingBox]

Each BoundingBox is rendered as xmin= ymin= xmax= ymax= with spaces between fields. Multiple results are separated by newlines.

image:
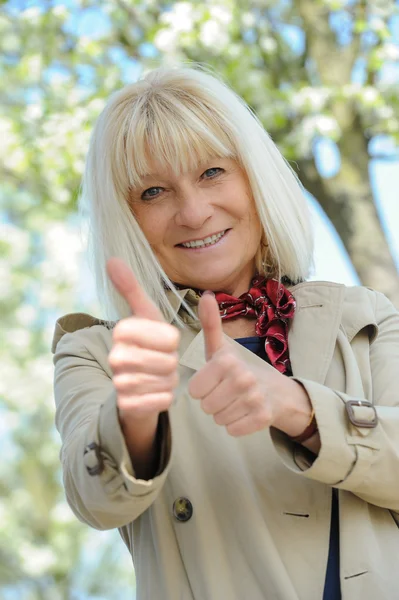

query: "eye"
xmin=141 ymin=186 xmax=163 ymax=201
xmin=201 ymin=167 xmax=224 ymax=180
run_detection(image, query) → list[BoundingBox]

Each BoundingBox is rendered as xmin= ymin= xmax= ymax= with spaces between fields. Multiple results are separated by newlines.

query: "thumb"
xmin=198 ymin=292 xmax=224 ymax=361
xmin=106 ymin=257 xmax=165 ymax=322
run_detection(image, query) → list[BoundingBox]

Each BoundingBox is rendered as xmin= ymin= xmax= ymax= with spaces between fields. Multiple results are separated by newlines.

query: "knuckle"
xmin=113 ymin=373 xmax=137 ymax=392
xmin=165 ymin=391 xmax=174 ymax=404
xmin=158 ymin=392 xmax=174 ymax=411
xmin=236 ymin=372 xmax=255 ymax=391
xmin=161 ymin=373 xmax=176 ymax=392
xmin=112 ymin=322 xmax=122 ymax=342
xmin=167 ymin=352 xmax=179 ymax=372
xmin=170 ymin=372 xmax=180 ymax=389
xmin=244 ymin=391 xmax=261 ymax=411
xmin=112 ymin=319 xmax=133 ymax=341
xmin=218 ymin=353 xmax=237 ymax=372
xmin=213 ymin=411 xmax=224 ymax=425
xmin=226 ymin=422 xmax=241 ymax=437
xmin=108 ymin=351 xmax=117 ymax=370
xmin=116 ymin=394 xmax=137 ymax=412
xmin=108 ymin=346 xmax=124 ymax=370
xmin=163 ymin=325 xmax=181 ymax=349
xmin=188 ymin=377 xmax=199 ymax=399
xmin=201 ymin=400 xmax=213 ymax=415
xmin=109 ymin=345 xmax=142 ymax=372
xmin=171 ymin=326 xmax=181 ymax=345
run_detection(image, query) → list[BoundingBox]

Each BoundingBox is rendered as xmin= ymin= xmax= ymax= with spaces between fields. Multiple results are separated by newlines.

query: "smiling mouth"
xmin=177 ymin=229 xmax=230 ymax=249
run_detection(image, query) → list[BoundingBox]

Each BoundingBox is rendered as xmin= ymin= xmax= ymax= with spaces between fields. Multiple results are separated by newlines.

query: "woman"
xmin=52 ymin=66 xmax=399 ymax=600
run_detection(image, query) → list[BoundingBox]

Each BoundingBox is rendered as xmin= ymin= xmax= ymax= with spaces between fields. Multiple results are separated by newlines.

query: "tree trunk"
xmin=293 ymin=0 xmax=399 ymax=308
xmin=296 ymin=149 xmax=399 ymax=308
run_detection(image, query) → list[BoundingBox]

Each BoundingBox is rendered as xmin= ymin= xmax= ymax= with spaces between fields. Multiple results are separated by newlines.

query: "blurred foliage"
xmin=1 ymin=0 xmax=398 ymax=598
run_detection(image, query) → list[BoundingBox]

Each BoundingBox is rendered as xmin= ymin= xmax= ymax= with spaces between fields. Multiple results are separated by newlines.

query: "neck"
xmin=178 ymin=273 xmax=260 ymax=297
xmin=222 ymin=316 xmax=257 ymax=339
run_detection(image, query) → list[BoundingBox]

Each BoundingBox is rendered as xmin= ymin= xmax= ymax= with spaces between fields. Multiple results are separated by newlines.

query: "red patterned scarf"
xmin=205 ymin=275 xmax=296 ymax=374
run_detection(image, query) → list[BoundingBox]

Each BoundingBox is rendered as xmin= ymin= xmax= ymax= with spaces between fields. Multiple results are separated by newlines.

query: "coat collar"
xmin=52 ymin=281 xmax=377 ymax=385
xmin=177 ymin=281 xmax=347 ymax=385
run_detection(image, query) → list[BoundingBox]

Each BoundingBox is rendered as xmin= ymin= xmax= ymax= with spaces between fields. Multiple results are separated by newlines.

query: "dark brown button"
xmin=83 ymin=442 xmax=104 ymax=476
xmin=173 ymin=497 xmax=193 ymax=522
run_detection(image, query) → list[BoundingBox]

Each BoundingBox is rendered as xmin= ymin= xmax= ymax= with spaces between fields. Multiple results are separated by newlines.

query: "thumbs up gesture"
xmin=188 ymin=292 xmax=296 ymax=437
xmin=107 ymin=257 xmax=180 ymax=424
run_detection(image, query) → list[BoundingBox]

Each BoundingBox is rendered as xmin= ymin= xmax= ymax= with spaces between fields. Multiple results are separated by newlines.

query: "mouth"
xmin=176 ymin=229 xmax=231 ymax=251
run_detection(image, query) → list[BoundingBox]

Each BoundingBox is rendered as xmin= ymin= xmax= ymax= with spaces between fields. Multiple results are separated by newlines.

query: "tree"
xmin=1 ymin=0 xmax=398 ymax=597
xmin=145 ymin=0 xmax=399 ymax=303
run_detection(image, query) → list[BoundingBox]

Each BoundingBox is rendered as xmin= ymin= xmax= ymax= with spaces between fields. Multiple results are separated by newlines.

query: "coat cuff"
xmin=97 ymin=391 xmax=172 ymax=496
xmin=270 ymin=378 xmax=381 ymax=487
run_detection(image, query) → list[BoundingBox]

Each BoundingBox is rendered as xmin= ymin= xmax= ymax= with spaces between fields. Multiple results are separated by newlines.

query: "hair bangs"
xmin=124 ymin=89 xmax=236 ymax=189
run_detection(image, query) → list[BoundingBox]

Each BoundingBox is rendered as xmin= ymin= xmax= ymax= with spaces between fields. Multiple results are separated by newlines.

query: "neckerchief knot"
xmin=211 ymin=275 xmax=296 ymax=374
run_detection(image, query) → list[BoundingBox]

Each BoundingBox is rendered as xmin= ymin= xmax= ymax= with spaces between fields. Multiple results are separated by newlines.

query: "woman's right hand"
xmin=106 ymin=258 xmax=180 ymax=478
xmin=107 ymin=257 xmax=181 ymax=423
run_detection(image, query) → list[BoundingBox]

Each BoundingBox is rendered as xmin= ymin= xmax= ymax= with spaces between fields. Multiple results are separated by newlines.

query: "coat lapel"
xmin=179 ymin=281 xmax=346 ymax=386
xmin=287 ymin=282 xmax=345 ymax=383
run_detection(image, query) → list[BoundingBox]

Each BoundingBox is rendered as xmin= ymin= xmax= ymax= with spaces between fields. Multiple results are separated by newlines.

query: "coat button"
xmin=173 ymin=497 xmax=193 ymax=522
xmin=83 ymin=442 xmax=104 ymax=476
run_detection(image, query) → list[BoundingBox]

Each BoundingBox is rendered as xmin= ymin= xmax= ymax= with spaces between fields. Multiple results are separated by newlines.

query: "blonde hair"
xmin=80 ymin=65 xmax=314 ymax=323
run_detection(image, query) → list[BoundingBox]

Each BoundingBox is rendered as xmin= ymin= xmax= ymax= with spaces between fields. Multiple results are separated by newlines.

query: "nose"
xmin=174 ymin=189 xmax=214 ymax=229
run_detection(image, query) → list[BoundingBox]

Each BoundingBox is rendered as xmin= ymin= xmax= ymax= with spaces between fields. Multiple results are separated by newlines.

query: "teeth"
xmin=182 ymin=230 xmax=226 ymax=248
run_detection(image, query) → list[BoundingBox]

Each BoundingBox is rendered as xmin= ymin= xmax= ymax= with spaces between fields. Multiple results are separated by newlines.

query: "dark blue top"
xmin=235 ymin=335 xmax=341 ymax=600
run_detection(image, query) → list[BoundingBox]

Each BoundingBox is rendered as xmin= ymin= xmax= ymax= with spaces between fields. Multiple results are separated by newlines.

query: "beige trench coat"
xmin=52 ymin=281 xmax=399 ymax=600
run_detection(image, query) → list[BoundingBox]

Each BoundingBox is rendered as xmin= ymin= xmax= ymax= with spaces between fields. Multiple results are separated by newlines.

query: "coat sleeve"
xmin=53 ymin=328 xmax=172 ymax=530
xmin=271 ymin=290 xmax=399 ymax=512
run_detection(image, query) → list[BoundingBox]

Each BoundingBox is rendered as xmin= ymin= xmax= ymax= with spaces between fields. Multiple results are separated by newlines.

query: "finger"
xmin=188 ymin=362 xmax=222 ymax=400
xmin=188 ymin=351 xmax=236 ymax=399
xmin=109 ymin=346 xmax=179 ymax=375
xmin=113 ymin=371 xmax=179 ymax=396
xmin=225 ymin=413 xmax=265 ymax=437
xmin=118 ymin=391 xmax=174 ymax=417
xmin=112 ymin=319 xmax=180 ymax=352
xmin=199 ymin=377 xmax=238 ymax=415
xmin=198 ymin=292 xmax=224 ymax=361
xmin=226 ymin=408 xmax=272 ymax=437
xmin=107 ymin=257 xmax=164 ymax=322
xmin=213 ymin=401 xmax=249 ymax=427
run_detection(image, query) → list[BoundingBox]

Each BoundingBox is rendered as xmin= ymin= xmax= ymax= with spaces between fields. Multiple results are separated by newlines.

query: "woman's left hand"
xmin=188 ymin=291 xmax=312 ymax=438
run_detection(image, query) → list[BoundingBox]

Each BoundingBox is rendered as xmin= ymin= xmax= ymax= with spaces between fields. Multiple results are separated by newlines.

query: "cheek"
xmin=242 ymin=206 xmax=262 ymax=249
xmin=252 ymin=211 xmax=262 ymax=236
xmin=242 ymin=196 xmax=261 ymax=233
xmin=134 ymin=206 xmax=168 ymax=245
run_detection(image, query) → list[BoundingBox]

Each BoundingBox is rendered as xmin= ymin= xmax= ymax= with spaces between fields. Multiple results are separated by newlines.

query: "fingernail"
xmin=203 ymin=290 xmax=215 ymax=297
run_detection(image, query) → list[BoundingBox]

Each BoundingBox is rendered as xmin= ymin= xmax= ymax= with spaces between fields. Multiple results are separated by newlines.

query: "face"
xmin=129 ymin=157 xmax=263 ymax=296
